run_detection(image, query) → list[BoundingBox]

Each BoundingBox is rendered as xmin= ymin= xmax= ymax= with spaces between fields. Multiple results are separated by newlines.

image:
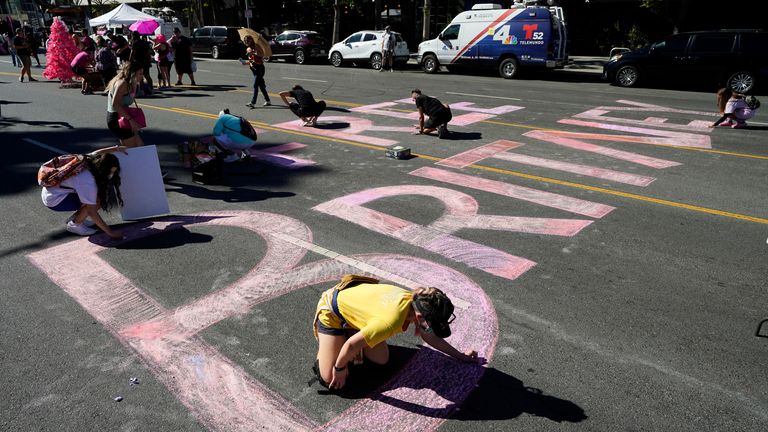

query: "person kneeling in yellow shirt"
xmin=312 ymin=275 xmax=479 ymax=390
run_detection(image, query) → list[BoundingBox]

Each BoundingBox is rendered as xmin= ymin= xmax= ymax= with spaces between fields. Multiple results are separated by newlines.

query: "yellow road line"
xmin=466 ymin=164 xmax=768 ymax=224
xmin=140 ymin=103 xmax=767 ymax=225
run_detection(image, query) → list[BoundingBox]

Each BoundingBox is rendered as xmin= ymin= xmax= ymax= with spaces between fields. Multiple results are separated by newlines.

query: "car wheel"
xmin=211 ymin=45 xmax=220 ymax=59
xmin=422 ymin=54 xmax=439 ymax=74
xmin=615 ymin=65 xmax=639 ymax=87
xmin=294 ymin=49 xmax=305 ymax=64
xmin=330 ymin=51 xmax=343 ymax=67
xmin=499 ymin=58 xmax=519 ymax=79
xmin=727 ymin=71 xmax=755 ymax=93
xmin=370 ymin=52 xmax=382 ymax=70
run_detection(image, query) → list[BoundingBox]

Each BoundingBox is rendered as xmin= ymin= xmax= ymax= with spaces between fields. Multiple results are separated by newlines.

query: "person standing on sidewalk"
xmin=380 ymin=25 xmax=396 ymax=72
xmin=170 ymin=27 xmax=195 ymax=86
xmin=13 ymin=28 xmax=35 ymax=82
xmin=242 ymin=35 xmax=271 ymax=108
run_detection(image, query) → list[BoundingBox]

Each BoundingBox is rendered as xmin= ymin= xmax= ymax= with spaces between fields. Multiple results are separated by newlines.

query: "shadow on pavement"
xmin=115 ymin=226 xmax=212 ymax=250
xmin=319 ymin=345 xmax=586 ymax=424
xmin=0 ymin=116 xmax=74 ymax=129
xmin=443 ymin=131 xmax=482 ymax=140
xmin=164 ymin=180 xmax=297 ymax=203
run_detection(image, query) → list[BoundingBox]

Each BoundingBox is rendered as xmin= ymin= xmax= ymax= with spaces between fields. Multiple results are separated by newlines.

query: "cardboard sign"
xmin=115 ymin=145 xmax=169 ymax=220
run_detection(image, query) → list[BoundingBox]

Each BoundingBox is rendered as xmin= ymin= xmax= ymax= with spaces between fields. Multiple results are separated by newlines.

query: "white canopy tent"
xmin=88 ymin=3 xmax=163 ymax=28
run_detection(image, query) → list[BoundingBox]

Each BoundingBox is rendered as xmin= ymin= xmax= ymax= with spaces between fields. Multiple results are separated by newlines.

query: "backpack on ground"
xmin=38 ymin=154 xmax=87 ymax=187
xmin=745 ymin=95 xmax=760 ymax=110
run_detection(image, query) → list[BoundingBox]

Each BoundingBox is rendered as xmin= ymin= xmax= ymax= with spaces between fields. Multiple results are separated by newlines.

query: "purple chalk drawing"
xmin=246 ymin=142 xmax=316 ymax=169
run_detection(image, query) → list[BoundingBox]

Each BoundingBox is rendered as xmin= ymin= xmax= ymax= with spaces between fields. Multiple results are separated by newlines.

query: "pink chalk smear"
xmin=28 ymin=211 xmax=498 ymax=432
xmin=410 ymin=167 xmax=615 ymax=218
xmin=271 ymin=116 xmax=398 ymax=147
xmin=524 ymin=130 xmax=681 ymax=169
xmin=246 ymin=142 xmax=316 ymax=169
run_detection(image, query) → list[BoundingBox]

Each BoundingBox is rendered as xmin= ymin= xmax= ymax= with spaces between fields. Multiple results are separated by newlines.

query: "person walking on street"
xmin=13 ymin=28 xmax=35 ymax=82
xmin=4 ymin=32 xmax=20 ymax=67
xmin=105 ymin=62 xmax=144 ymax=148
xmin=242 ymin=35 xmax=271 ymax=108
xmin=312 ymin=275 xmax=479 ymax=390
xmin=26 ymin=27 xmax=41 ymax=67
xmin=380 ymin=25 xmax=396 ymax=72
xmin=170 ymin=27 xmax=195 ymax=86
xmin=129 ymin=31 xmax=153 ymax=91
xmin=411 ymin=89 xmax=452 ymax=138
xmin=279 ymin=85 xmax=326 ymax=126
xmin=152 ymin=34 xmax=172 ymax=89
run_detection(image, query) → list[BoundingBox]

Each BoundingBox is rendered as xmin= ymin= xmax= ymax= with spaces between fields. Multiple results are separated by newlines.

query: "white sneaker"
xmin=67 ymin=213 xmax=96 ymax=227
xmin=263 ymin=101 xmax=271 ymax=106
xmin=66 ymin=221 xmax=97 ymax=236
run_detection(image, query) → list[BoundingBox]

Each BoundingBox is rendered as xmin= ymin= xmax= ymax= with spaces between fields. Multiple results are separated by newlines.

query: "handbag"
xmin=118 ymin=100 xmax=147 ymax=129
xmin=190 ymin=60 xmax=197 ymax=73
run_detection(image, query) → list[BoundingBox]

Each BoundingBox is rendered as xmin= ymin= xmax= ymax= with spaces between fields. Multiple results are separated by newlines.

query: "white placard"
xmin=115 ymin=145 xmax=170 ymax=220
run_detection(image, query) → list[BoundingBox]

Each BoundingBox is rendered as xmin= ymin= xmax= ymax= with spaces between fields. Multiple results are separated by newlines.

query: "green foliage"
xmin=627 ymin=24 xmax=649 ymax=48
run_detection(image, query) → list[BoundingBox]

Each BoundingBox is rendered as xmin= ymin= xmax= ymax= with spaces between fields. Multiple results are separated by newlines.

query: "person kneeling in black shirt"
xmin=279 ymin=85 xmax=326 ymax=127
xmin=411 ymin=89 xmax=452 ymax=139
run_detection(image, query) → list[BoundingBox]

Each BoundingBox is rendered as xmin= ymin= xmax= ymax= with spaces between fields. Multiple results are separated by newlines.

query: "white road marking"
xmin=23 ymin=138 xmax=67 ymax=155
xmin=281 ymin=77 xmax=328 ymax=83
xmin=446 ymin=91 xmax=522 ymax=101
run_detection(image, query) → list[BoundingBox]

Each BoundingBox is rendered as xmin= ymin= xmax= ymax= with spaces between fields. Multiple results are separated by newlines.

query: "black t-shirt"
xmin=130 ymin=39 xmax=152 ymax=64
xmin=13 ymin=36 xmax=30 ymax=56
xmin=415 ymin=94 xmax=445 ymax=117
xmin=290 ymin=89 xmax=318 ymax=108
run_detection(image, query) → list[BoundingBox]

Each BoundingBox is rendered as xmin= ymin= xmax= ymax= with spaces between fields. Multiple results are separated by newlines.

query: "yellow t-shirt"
xmin=336 ymin=283 xmax=413 ymax=348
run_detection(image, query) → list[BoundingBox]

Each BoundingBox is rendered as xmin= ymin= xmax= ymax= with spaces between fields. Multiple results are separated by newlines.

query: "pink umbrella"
xmin=129 ymin=19 xmax=160 ymax=35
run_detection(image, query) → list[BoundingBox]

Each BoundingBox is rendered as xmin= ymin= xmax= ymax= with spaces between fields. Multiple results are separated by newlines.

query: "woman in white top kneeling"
xmin=41 ymin=146 xmax=126 ymax=239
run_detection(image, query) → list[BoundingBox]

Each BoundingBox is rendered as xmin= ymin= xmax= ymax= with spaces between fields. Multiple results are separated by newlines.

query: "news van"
xmin=417 ymin=2 xmax=567 ymax=79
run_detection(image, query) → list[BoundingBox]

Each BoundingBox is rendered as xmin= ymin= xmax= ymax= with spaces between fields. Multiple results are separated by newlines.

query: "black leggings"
xmin=106 ymin=111 xmax=135 ymax=140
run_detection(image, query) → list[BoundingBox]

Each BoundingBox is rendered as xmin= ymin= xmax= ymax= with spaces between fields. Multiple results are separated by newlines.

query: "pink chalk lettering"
xmin=557 ymin=119 xmax=712 ymax=149
xmin=436 ymin=140 xmax=654 ymax=186
xmin=28 ymin=211 xmax=498 ymax=432
xmin=314 ymin=185 xmax=596 ymax=280
xmin=350 ymin=102 xmax=420 ymax=120
xmin=573 ymin=100 xmax=716 ymax=132
xmin=447 ymin=102 xmax=524 ymax=115
xmin=272 ymin=116 xmax=398 ymax=147
xmin=410 ymin=167 xmax=615 ymax=218
xmin=246 ymin=142 xmax=316 ymax=169
xmin=493 ymin=152 xmax=656 ymax=187
xmin=523 ymin=130 xmax=681 ymax=169
xmin=352 ymin=100 xmax=509 ymax=126
xmin=437 ymin=140 xmax=524 ymax=169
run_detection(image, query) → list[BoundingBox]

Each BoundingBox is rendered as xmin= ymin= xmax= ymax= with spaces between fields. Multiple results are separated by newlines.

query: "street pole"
xmin=332 ymin=0 xmax=341 ymax=44
xmin=422 ymin=0 xmax=431 ymax=41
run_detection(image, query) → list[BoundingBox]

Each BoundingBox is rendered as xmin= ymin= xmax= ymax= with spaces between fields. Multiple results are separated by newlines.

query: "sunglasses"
xmin=419 ymin=313 xmax=456 ymax=333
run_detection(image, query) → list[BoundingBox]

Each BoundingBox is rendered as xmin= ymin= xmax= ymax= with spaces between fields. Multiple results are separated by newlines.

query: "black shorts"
xmin=107 ymin=111 xmax=135 ymax=140
xmin=425 ymin=107 xmax=452 ymax=129
xmin=72 ymin=65 xmax=87 ymax=77
xmin=289 ymin=100 xmax=326 ymax=118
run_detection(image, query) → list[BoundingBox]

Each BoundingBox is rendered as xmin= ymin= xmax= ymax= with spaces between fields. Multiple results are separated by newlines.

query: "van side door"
xmin=191 ymin=27 xmax=210 ymax=53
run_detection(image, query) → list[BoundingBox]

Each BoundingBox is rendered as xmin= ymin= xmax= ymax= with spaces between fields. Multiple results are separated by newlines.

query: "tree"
xmin=422 ymin=0 xmax=431 ymax=41
xmin=639 ymin=0 xmax=694 ymax=33
xmin=42 ymin=17 xmax=80 ymax=83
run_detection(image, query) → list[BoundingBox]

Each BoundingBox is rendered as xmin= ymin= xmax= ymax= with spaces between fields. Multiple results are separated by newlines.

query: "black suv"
xmin=268 ymin=31 xmax=329 ymax=64
xmin=603 ymin=30 xmax=768 ymax=93
xmin=190 ymin=26 xmax=244 ymax=59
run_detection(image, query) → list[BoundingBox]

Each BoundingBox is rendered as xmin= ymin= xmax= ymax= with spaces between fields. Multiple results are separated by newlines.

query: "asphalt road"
xmin=1 ymin=55 xmax=766 ymax=432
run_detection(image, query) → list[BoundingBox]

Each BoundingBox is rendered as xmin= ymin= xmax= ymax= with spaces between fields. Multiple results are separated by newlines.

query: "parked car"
xmin=603 ymin=29 xmax=768 ymax=93
xmin=328 ymin=30 xmax=409 ymax=70
xmin=190 ymin=26 xmax=244 ymax=59
xmin=268 ymin=30 xmax=328 ymax=64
